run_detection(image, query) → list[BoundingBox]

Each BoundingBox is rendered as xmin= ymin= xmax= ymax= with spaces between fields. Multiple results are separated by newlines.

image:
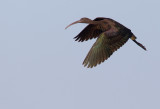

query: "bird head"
xmin=65 ymin=17 xmax=92 ymax=29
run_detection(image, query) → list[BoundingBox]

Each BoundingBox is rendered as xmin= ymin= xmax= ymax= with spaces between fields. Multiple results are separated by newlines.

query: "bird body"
xmin=65 ymin=17 xmax=146 ymax=68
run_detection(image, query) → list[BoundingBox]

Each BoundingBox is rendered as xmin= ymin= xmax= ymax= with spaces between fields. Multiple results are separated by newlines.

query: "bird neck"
xmin=85 ymin=19 xmax=100 ymax=25
xmin=89 ymin=20 xmax=100 ymax=25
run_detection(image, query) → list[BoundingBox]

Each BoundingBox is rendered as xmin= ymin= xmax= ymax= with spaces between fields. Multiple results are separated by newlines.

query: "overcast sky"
xmin=0 ymin=0 xmax=160 ymax=109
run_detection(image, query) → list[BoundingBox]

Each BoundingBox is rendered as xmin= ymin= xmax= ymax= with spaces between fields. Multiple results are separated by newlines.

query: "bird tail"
xmin=130 ymin=35 xmax=146 ymax=51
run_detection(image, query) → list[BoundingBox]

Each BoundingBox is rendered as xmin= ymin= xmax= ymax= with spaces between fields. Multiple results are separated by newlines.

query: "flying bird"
xmin=65 ymin=17 xmax=146 ymax=68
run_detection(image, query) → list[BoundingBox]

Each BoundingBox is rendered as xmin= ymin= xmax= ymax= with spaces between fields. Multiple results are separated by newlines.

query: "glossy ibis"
xmin=65 ymin=17 xmax=146 ymax=68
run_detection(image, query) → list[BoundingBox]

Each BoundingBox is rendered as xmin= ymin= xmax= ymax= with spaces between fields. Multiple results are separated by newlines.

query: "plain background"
xmin=0 ymin=0 xmax=160 ymax=109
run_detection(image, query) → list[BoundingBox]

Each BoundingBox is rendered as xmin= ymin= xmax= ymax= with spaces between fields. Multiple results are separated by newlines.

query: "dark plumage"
xmin=65 ymin=17 xmax=146 ymax=68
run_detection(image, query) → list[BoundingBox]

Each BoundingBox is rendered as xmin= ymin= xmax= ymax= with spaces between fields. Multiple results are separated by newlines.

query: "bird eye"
xmin=81 ymin=18 xmax=85 ymax=20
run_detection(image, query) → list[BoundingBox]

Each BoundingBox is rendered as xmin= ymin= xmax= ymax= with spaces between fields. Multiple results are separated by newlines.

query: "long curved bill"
xmin=65 ymin=20 xmax=81 ymax=29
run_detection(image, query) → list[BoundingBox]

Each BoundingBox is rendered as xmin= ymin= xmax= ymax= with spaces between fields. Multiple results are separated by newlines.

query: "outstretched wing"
xmin=83 ymin=31 xmax=129 ymax=68
xmin=74 ymin=17 xmax=108 ymax=42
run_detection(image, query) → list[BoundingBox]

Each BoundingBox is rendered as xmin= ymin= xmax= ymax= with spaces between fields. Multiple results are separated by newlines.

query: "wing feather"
xmin=83 ymin=32 xmax=129 ymax=68
xmin=74 ymin=17 xmax=110 ymax=42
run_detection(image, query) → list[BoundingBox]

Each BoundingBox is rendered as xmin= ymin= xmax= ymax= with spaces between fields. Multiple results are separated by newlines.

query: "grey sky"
xmin=0 ymin=0 xmax=160 ymax=109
